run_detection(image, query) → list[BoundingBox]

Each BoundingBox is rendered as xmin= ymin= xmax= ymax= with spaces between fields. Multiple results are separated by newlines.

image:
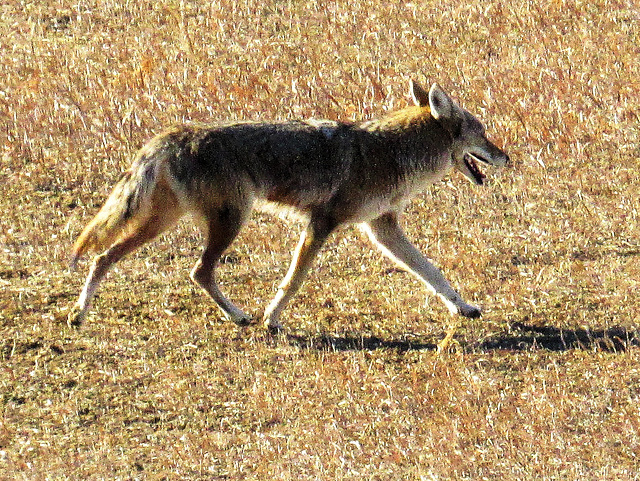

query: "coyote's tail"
xmin=70 ymin=149 xmax=166 ymax=268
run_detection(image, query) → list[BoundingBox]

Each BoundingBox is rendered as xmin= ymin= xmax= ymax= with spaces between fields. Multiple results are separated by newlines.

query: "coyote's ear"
xmin=428 ymin=83 xmax=455 ymax=120
xmin=410 ymin=80 xmax=430 ymax=107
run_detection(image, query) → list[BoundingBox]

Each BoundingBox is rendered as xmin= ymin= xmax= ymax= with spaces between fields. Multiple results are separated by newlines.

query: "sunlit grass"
xmin=1 ymin=0 xmax=639 ymax=478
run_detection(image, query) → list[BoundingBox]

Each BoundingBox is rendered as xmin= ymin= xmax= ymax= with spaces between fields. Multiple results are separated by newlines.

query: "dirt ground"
xmin=2 ymin=0 xmax=639 ymax=478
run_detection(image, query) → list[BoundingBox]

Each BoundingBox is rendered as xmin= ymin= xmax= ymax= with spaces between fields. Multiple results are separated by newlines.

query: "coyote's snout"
xmin=69 ymin=79 xmax=508 ymax=339
xmin=417 ymin=82 xmax=509 ymax=186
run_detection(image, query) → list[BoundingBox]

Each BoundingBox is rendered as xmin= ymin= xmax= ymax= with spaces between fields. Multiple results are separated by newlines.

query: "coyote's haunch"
xmin=69 ymin=80 xmax=509 ymax=335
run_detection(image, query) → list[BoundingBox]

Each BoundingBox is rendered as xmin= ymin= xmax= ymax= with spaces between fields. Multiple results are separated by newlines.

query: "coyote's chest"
xmin=342 ymin=152 xmax=453 ymax=223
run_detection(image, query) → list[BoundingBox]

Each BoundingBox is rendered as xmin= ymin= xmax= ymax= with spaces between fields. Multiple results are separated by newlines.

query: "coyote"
xmin=69 ymin=80 xmax=509 ymax=335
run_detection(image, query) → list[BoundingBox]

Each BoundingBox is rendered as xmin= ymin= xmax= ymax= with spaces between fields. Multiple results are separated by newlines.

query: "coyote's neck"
xmin=358 ymin=106 xmax=435 ymax=132
xmin=355 ymin=106 xmax=453 ymax=177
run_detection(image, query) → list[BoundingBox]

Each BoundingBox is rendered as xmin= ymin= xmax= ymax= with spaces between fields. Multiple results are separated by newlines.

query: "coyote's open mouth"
xmin=464 ymin=153 xmax=488 ymax=185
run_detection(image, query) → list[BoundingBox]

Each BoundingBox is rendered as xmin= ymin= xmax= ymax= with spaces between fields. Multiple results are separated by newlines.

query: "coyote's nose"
xmin=504 ymin=153 xmax=510 ymax=167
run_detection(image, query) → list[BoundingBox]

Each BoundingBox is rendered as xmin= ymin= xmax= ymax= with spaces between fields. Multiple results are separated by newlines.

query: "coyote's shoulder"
xmin=69 ymin=80 xmax=508 ymax=343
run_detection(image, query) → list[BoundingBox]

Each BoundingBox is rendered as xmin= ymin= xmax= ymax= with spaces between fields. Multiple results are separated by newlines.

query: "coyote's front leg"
xmin=365 ymin=212 xmax=481 ymax=318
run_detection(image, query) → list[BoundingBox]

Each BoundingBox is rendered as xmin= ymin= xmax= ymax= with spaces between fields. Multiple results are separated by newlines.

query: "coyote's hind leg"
xmin=190 ymin=203 xmax=252 ymax=325
xmin=263 ymin=213 xmax=335 ymax=331
xmin=68 ymin=211 xmax=180 ymax=326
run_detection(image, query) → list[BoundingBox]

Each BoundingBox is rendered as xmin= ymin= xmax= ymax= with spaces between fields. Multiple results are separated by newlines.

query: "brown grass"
xmin=2 ymin=0 xmax=639 ymax=478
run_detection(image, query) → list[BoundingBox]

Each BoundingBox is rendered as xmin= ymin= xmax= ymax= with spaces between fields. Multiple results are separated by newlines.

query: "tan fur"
xmin=71 ymin=134 xmax=178 ymax=265
xmin=68 ymin=80 xmax=509 ymax=332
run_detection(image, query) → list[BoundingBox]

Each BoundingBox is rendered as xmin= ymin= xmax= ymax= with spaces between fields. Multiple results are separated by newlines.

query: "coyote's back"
xmin=69 ymin=80 xmax=508 ymax=346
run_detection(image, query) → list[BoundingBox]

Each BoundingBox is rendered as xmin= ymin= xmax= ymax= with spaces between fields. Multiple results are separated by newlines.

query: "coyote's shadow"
xmin=286 ymin=332 xmax=438 ymax=352
xmin=285 ymin=322 xmax=639 ymax=353
xmin=477 ymin=322 xmax=638 ymax=352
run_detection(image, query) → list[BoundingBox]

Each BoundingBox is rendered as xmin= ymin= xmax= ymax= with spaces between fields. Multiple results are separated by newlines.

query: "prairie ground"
xmin=1 ymin=0 xmax=639 ymax=479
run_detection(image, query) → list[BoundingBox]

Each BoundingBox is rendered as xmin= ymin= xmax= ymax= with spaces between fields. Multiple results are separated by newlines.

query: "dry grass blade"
xmin=1 ymin=0 xmax=639 ymax=479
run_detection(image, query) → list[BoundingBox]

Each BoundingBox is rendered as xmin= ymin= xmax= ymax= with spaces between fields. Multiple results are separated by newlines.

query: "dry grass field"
xmin=2 ymin=0 xmax=640 ymax=478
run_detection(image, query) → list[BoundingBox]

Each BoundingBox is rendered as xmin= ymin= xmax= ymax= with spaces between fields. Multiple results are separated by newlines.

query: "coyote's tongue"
xmin=464 ymin=153 xmax=486 ymax=185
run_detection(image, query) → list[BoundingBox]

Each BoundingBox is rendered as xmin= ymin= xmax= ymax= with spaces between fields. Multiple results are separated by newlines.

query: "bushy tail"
xmin=70 ymin=151 xmax=164 ymax=267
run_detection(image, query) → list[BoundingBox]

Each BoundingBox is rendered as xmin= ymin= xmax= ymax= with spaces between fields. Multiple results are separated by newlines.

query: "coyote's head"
xmin=411 ymin=81 xmax=509 ymax=185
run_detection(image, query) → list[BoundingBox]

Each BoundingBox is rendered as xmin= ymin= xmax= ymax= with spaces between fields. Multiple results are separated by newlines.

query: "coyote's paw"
xmin=438 ymin=294 xmax=481 ymax=319
xmin=262 ymin=316 xmax=284 ymax=335
xmin=219 ymin=305 xmax=253 ymax=326
xmin=67 ymin=304 xmax=86 ymax=327
xmin=224 ymin=311 xmax=253 ymax=327
xmin=458 ymin=303 xmax=481 ymax=319
xmin=232 ymin=315 xmax=253 ymax=327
